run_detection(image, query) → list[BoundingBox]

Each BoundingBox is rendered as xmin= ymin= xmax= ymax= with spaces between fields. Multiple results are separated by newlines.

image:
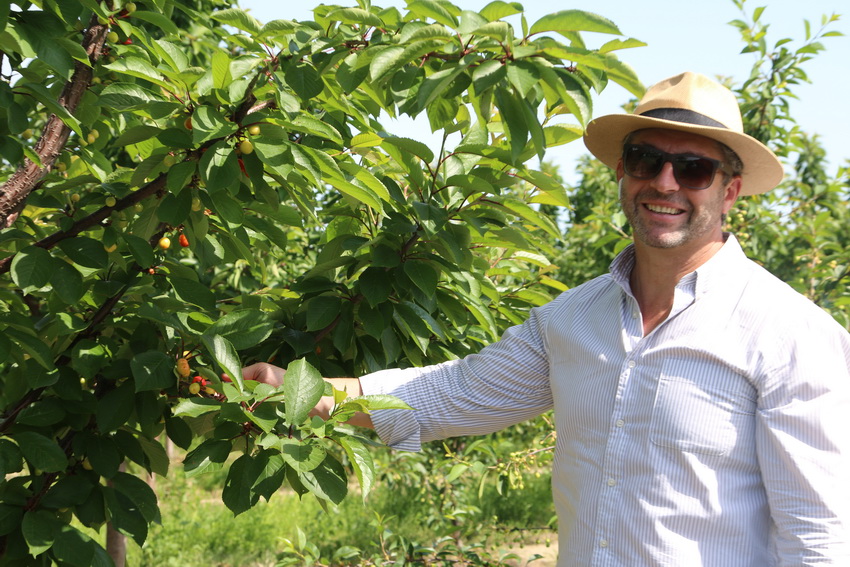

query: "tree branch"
xmin=0 ymin=173 xmax=169 ymax=275
xmin=0 ymin=15 xmax=110 ymax=227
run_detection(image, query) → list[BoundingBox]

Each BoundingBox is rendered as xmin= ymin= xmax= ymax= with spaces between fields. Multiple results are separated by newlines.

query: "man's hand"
xmin=239 ymin=362 xmax=373 ymax=429
xmin=241 ymin=362 xmax=285 ymax=387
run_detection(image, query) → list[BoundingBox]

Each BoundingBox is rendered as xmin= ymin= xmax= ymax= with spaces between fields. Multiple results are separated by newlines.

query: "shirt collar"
xmin=609 ymin=234 xmax=749 ymax=300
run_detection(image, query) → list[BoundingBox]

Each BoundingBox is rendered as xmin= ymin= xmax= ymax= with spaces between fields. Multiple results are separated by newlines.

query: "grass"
xmin=106 ymin=443 xmax=557 ymax=566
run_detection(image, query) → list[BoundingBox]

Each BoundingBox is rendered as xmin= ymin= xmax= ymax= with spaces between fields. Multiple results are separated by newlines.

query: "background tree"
xmin=0 ymin=0 xmax=642 ymax=564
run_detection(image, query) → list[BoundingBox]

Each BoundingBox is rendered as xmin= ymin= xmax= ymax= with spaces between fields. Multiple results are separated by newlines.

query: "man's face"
xmin=616 ymin=129 xmax=741 ymax=251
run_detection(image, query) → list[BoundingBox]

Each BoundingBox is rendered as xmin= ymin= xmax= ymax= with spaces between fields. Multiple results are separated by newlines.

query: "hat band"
xmin=640 ymin=108 xmax=728 ymax=129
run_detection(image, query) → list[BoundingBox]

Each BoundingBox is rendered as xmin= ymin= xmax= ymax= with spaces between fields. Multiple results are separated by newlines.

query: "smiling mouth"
xmin=645 ymin=203 xmax=683 ymax=215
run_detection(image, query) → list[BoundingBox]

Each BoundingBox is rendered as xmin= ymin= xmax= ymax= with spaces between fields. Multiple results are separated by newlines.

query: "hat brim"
xmin=583 ymin=114 xmax=784 ymax=196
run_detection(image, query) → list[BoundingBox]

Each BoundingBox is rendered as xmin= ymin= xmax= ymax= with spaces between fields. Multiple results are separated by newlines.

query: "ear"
xmin=722 ymin=175 xmax=743 ymax=215
xmin=616 ymin=159 xmax=624 ymax=181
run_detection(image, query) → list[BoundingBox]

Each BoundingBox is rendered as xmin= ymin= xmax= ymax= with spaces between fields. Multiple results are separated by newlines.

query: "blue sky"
xmin=239 ymin=0 xmax=848 ymax=177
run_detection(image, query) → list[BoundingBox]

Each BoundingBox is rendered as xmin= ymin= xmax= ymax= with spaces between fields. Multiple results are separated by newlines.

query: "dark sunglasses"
xmin=622 ymin=144 xmax=728 ymax=190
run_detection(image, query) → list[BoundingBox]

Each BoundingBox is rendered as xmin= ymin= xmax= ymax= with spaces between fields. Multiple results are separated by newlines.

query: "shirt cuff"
xmin=359 ymin=367 xmax=423 ymax=452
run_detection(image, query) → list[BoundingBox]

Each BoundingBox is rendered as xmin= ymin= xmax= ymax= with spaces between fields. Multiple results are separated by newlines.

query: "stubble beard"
xmin=620 ymin=187 xmax=724 ymax=249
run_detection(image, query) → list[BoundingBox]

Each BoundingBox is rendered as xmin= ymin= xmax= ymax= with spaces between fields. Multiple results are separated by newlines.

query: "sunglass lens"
xmin=622 ymin=145 xmax=719 ymax=189
xmin=672 ymin=157 xmax=715 ymax=189
xmin=624 ymin=146 xmax=663 ymax=179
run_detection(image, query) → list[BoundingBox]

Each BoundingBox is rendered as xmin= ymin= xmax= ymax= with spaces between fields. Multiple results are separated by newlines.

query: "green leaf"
xmin=96 ymin=381 xmax=135 ymax=434
xmin=337 ymin=436 xmax=375 ymax=500
xmin=480 ymin=1 xmax=524 ymax=22
xmin=131 ymin=351 xmax=175 ymax=392
xmin=279 ymin=438 xmax=326 ymax=472
xmin=446 ymin=462 xmax=469 ymax=483
xmin=4 ymin=328 xmax=55 ymax=371
xmin=114 ymin=125 xmax=161 ymax=148
xmin=104 ymin=57 xmax=170 ymax=90
xmin=192 ymin=106 xmax=239 ymax=146
xmin=10 ymin=245 xmax=53 ymax=290
xmin=183 ymin=439 xmax=232 ymax=477
xmin=137 ymin=435 xmax=169 ymax=477
xmin=494 ymin=88 xmax=528 ymax=163
xmin=204 ymin=309 xmax=274 ymax=350
xmin=211 ymin=8 xmax=262 ymax=35
xmin=209 ymin=190 xmax=245 ymax=224
xmin=222 ymin=453 xmax=260 ymax=515
xmin=58 ymin=236 xmax=108 ymax=269
xmin=168 ymin=276 xmax=216 ymax=311
xmin=0 ymin=439 xmax=23 ymax=476
xmin=358 ymin=267 xmax=392 ymax=307
xmin=201 ymin=334 xmax=243 ymax=393
xmin=165 ymin=416 xmax=193 ymax=450
xmin=368 ymin=46 xmax=406 ymax=82
xmin=111 ymin=472 xmax=161 ymax=523
xmin=22 ymin=510 xmax=62 ymax=556
xmin=52 ymin=526 xmax=96 ymax=567
xmin=306 ymin=295 xmax=341 ymax=331
xmin=283 ymin=359 xmax=325 ymax=425
xmin=199 ymin=141 xmax=239 ymax=194
xmin=172 ymin=398 xmax=221 ymax=418
xmin=16 ymin=398 xmax=66 ymax=426
xmin=252 ymin=452 xmax=287 ymax=501
xmin=132 ymin=10 xmax=180 ymax=35
xmin=299 ymin=454 xmax=348 ymax=504
xmin=355 ymin=394 xmax=414 ymax=411
xmin=104 ymin=487 xmax=147 ymax=546
xmin=403 ymin=260 xmax=439 ymax=296
xmin=327 ymin=7 xmax=383 ymax=28
xmin=99 ymin=83 xmax=164 ymax=111
xmin=381 ymin=136 xmax=434 ymax=163
xmin=543 ymin=123 xmax=582 ymax=147
xmin=407 ymin=0 xmax=460 ymax=28
xmin=85 ymin=434 xmax=122 ymax=479
xmin=350 ymin=132 xmax=384 ymax=148
xmin=506 ymin=60 xmax=540 ymax=98
xmin=529 ymin=9 xmax=621 ymax=37
xmin=12 ymin=431 xmax=67 ymax=473
xmin=472 ymin=59 xmax=506 ymax=93
xmin=123 ymin=233 xmax=155 ymax=268
xmin=49 ymin=257 xmax=83 ymax=305
xmin=285 ymin=61 xmax=323 ymax=100
xmin=0 ymin=504 xmax=23 ymax=537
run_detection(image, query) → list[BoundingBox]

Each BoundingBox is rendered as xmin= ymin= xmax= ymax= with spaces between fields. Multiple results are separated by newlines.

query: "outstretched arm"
xmin=242 ymin=362 xmax=373 ymax=429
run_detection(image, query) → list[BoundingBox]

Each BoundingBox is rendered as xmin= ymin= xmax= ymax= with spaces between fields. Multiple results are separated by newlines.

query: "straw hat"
xmin=583 ymin=72 xmax=784 ymax=195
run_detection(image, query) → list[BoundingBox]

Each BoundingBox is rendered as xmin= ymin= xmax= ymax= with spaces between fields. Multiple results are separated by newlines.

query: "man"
xmin=245 ymin=72 xmax=850 ymax=565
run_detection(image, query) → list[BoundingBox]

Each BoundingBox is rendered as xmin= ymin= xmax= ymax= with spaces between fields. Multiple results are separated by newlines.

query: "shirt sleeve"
xmin=359 ymin=301 xmax=555 ymax=451
xmin=756 ymin=309 xmax=850 ymax=564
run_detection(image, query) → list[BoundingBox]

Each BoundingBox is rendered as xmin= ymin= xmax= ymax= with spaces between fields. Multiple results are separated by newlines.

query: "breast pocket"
xmin=650 ymin=360 xmax=756 ymax=456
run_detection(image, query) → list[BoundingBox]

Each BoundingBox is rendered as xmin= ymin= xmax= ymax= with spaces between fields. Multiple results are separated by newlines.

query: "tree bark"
xmin=106 ymin=462 xmax=128 ymax=567
xmin=0 ymin=17 xmax=108 ymax=227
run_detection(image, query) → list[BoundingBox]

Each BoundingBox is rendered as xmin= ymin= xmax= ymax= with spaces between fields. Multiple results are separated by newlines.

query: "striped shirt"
xmin=360 ymin=235 xmax=850 ymax=566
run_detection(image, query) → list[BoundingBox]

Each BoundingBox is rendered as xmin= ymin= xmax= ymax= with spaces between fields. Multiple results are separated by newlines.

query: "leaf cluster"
xmin=0 ymin=0 xmax=643 ymax=563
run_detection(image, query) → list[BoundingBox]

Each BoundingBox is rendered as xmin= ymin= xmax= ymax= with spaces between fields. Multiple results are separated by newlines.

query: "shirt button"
xmin=615 ymin=419 xmax=625 ymax=428
xmin=600 ymin=539 xmax=609 ymax=548
xmin=607 ymin=478 xmax=616 ymax=487
xmin=627 ymin=360 xmax=636 ymax=369
xmin=632 ymin=310 xmax=639 ymax=319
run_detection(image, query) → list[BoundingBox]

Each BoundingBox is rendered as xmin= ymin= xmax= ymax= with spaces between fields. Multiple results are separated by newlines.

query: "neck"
xmin=629 ymin=237 xmax=725 ymax=335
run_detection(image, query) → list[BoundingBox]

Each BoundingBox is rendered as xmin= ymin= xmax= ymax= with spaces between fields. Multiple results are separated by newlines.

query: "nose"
xmin=651 ymin=161 xmax=680 ymax=193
